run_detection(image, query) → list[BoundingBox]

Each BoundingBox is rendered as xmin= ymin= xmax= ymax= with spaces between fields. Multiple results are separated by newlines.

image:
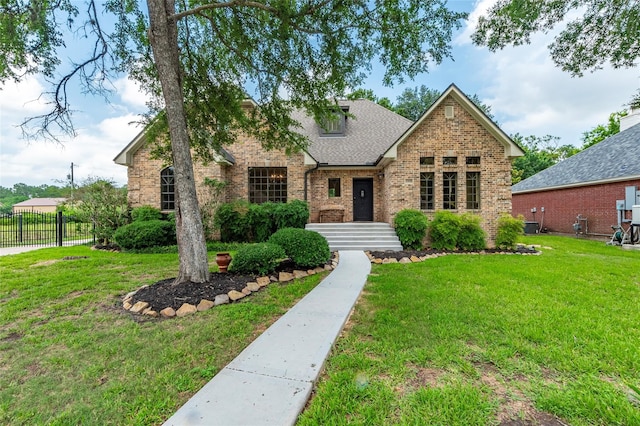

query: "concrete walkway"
xmin=163 ymin=250 xmax=371 ymax=426
xmin=0 ymin=239 xmax=94 ymax=256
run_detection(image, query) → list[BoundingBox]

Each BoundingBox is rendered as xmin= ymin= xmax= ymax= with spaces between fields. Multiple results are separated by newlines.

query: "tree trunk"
xmin=147 ymin=0 xmax=209 ymax=284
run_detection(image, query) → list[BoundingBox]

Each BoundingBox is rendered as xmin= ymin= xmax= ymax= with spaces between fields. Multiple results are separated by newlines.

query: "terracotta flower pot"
xmin=216 ymin=252 xmax=231 ymax=273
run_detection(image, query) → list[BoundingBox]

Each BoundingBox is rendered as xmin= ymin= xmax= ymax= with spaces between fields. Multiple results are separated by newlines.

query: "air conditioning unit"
xmin=633 ymin=205 xmax=640 ymax=225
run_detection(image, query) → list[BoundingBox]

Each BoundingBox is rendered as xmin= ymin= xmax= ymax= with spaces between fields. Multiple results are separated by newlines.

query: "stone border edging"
xmin=121 ymin=253 xmax=340 ymax=319
xmin=366 ymin=245 xmax=542 ymax=264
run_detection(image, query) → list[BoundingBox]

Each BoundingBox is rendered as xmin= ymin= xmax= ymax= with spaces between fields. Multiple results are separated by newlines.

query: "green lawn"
xmin=299 ymin=236 xmax=640 ymax=425
xmin=0 ymin=246 xmax=324 ymax=425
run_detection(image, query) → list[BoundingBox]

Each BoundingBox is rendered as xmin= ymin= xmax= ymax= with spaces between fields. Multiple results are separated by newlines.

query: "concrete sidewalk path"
xmin=163 ymin=250 xmax=371 ymax=426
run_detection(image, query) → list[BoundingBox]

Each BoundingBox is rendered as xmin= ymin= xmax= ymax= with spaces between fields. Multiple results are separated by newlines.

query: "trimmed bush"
xmin=230 ymin=243 xmax=286 ymax=275
xmin=457 ymin=213 xmax=486 ymax=251
xmin=274 ymin=200 xmax=309 ymax=229
xmin=495 ymin=214 xmax=525 ymax=250
xmin=394 ymin=209 xmax=429 ymax=249
xmin=429 ymin=211 xmax=461 ymax=250
xmin=214 ymin=200 xmax=250 ymax=242
xmin=268 ymin=227 xmax=330 ymax=269
xmin=131 ymin=205 xmax=162 ymax=222
xmin=114 ymin=220 xmax=176 ymax=250
xmin=247 ymin=202 xmax=277 ymax=242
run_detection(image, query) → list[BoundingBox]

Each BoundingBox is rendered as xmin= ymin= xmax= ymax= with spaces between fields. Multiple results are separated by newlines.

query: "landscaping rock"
xmin=410 ymin=255 xmax=421 ymax=262
xmin=314 ymin=267 xmax=325 ymax=274
xmin=160 ymin=307 xmax=176 ymax=318
xmin=256 ymin=276 xmax=270 ymax=287
xmin=324 ymin=265 xmax=333 ymax=271
xmin=130 ymin=301 xmax=149 ymax=314
xmin=307 ymin=269 xmax=316 ymax=275
xmin=143 ymin=308 xmax=158 ymax=317
xmin=197 ymin=299 xmax=215 ymax=311
xmin=176 ymin=303 xmax=197 ymax=317
xmin=373 ymin=258 xmax=383 ymax=264
xmin=388 ymin=258 xmax=398 ymax=263
xmin=279 ymin=272 xmax=294 ymax=282
xmin=228 ymin=290 xmax=246 ymax=301
xmin=246 ymin=282 xmax=261 ymax=292
xmin=214 ymin=294 xmax=230 ymax=305
xmin=399 ymin=257 xmax=411 ymax=263
xmin=123 ymin=301 xmax=132 ymax=310
xmin=293 ymin=270 xmax=308 ymax=279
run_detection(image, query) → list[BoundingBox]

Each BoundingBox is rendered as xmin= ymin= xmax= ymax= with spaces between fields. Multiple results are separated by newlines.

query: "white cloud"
xmin=458 ymin=1 xmax=640 ymax=145
xmin=112 ymin=77 xmax=150 ymax=110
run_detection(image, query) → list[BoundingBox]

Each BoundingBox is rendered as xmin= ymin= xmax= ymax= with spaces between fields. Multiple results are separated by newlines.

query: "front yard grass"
xmin=0 ymin=245 xmax=324 ymax=425
xmin=299 ymin=236 xmax=640 ymax=425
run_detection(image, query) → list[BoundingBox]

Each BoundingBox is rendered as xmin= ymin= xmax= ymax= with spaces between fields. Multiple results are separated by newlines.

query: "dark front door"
xmin=353 ymin=178 xmax=374 ymax=221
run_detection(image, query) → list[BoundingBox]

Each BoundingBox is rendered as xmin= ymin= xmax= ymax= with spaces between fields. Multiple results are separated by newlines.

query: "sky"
xmin=0 ymin=0 xmax=638 ymax=189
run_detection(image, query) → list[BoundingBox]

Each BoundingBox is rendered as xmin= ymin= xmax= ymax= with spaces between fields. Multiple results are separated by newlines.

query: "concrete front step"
xmin=306 ymin=222 xmax=403 ymax=251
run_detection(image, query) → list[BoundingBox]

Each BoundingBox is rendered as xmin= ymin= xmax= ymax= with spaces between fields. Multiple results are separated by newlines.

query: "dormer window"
xmin=320 ymin=106 xmax=348 ymax=136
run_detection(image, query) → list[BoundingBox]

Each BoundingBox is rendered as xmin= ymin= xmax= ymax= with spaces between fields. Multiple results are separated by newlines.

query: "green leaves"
xmin=472 ymin=0 xmax=640 ymax=76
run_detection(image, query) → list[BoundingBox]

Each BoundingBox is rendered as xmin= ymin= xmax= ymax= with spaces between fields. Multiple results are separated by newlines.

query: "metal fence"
xmin=0 ymin=211 xmax=95 ymax=248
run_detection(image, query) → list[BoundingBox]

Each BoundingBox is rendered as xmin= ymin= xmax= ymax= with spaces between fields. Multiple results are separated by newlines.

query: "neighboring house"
xmin=114 ymin=84 xmax=524 ymax=244
xmin=12 ymin=198 xmax=67 ymax=213
xmin=512 ymin=110 xmax=640 ymax=235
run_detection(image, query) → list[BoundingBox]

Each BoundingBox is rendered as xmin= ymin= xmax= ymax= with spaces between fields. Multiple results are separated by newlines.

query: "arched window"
xmin=160 ymin=167 xmax=175 ymax=211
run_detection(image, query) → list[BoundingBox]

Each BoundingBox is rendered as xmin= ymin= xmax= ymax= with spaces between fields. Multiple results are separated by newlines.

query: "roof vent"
xmin=445 ymin=105 xmax=454 ymax=119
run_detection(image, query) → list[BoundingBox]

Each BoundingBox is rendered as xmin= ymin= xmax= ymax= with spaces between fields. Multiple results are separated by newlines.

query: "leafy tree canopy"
xmin=581 ymin=110 xmax=628 ymax=149
xmin=472 ymin=0 xmax=640 ymax=77
xmin=511 ymin=134 xmax=579 ymax=184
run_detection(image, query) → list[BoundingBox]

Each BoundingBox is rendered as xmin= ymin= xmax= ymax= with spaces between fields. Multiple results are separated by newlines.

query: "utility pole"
xmin=68 ymin=162 xmax=78 ymax=200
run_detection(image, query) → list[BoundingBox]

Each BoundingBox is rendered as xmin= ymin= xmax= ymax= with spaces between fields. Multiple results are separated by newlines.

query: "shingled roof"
xmin=512 ymin=122 xmax=640 ymax=193
xmin=290 ymin=99 xmax=413 ymax=166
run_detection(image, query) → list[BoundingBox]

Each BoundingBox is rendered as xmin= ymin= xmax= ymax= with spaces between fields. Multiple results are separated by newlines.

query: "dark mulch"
xmin=369 ymin=246 xmax=538 ymax=261
xmin=132 ymin=273 xmax=257 ymax=312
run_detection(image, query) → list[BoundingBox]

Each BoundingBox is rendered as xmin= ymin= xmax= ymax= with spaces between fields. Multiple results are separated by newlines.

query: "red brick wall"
xmin=512 ymin=179 xmax=640 ymax=235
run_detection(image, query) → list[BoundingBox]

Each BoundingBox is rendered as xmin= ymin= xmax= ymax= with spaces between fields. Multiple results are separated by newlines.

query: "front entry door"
xmin=353 ymin=178 xmax=374 ymax=221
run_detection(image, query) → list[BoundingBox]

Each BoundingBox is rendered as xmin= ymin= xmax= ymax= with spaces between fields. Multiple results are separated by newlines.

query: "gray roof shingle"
xmin=512 ymin=122 xmax=640 ymax=193
xmin=291 ymin=100 xmax=413 ymax=165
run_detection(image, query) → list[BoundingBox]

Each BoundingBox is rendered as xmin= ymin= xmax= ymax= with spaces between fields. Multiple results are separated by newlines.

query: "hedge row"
xmin=214 ymin=200 xmax=309 ymax=243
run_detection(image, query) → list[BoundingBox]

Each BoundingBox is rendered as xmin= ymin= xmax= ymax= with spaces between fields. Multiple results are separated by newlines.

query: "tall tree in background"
xmin=350 ymin=84 xmax=495 ymax=122
xmin=511 ymin=134 xmax=579 ymax=184
xmin=472 ymin=0 xmax=640 ymax=77
xmin=581 ymin=110 xmax=628 ymax=149
xmin=0 ymin=0 xmax=466 ymax=284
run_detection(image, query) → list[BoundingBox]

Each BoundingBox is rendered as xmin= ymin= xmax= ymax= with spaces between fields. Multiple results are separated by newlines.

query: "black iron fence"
xmin=0 ymin=211 xmax=95 ymax=248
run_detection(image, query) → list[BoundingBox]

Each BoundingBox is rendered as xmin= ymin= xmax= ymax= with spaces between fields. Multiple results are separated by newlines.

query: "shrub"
xmin=457 ymin=213 xmax=486 ymax=251
xmin=429 ymin=211 xmax=461 ymax=250
xmin=394 ymin=209 xmax=429 ymax=249
xmin=230 ymin=243 xmax=286 ymax=275
xmin=131 ymin=205 xmax=162 ymax=222
xmin=114 ymin=220 xmax=176 ymax=250
xmin=274 ymin=200 xmax=309 ymax=229
xmin=214 ymin=200 xmax=250 ymax=242
xmin=495 ymin=214 xmax=525 ymax=250
xmin=247 ymin=202 xmax=277 ymax=242
xmin=268 ymin=228 xmax=331 ymax=269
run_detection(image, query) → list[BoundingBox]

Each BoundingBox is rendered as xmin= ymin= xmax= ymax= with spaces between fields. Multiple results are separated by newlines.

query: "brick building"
xmin=512 ymin=111 xmax=640 ymax=236
xmin=114 ymin=84 xmax=524 ymax=244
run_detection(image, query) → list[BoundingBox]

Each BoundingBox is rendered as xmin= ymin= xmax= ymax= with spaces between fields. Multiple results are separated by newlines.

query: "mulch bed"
xmin=369 ymin=245 xmax=538 ymax=261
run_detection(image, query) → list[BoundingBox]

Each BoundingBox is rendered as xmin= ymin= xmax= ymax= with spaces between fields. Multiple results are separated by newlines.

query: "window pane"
xmin=443 ymin=172 xmax=457 ymax=209
xmin=249 ymin=167 xmax=287 ymax=203
xmin=328 ymin=178 xmax=341 ymax=197
xmin=466 ymin=172 xmax=480 ymax=209
xmin=420 ymin=156 xmax=434 ymax=166
xmin=420 ymin=172 xmax=434 ymax=210
xmin=443 ymin=156 xmax=457 ymax=165
xmin=466 ymin=156 xmax=480 ymax=165
xmin=160 ymin=167 xmax=175 ymax=211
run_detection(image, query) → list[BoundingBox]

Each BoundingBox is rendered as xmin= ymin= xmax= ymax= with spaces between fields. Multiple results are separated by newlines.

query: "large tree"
xmin=581 ymin=110 xmax=628 ymax=149
xmin=1 ymin=0 xmax=466 ymax=284
xmin=472 ymin=0 xmax=640 ymax=77
xmin=511 ymin=134 xmax=579 ymax=183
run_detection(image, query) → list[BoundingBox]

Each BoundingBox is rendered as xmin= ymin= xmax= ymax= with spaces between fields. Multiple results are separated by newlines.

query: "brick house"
xmin=114 ymin=84 xmax=524 ymax=244
xmin=512 ymin=110 xmax=640 ymax=236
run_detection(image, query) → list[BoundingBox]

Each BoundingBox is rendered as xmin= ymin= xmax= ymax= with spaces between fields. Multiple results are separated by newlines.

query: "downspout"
xmin=304 ymin=161 xmax=321 ymax=201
